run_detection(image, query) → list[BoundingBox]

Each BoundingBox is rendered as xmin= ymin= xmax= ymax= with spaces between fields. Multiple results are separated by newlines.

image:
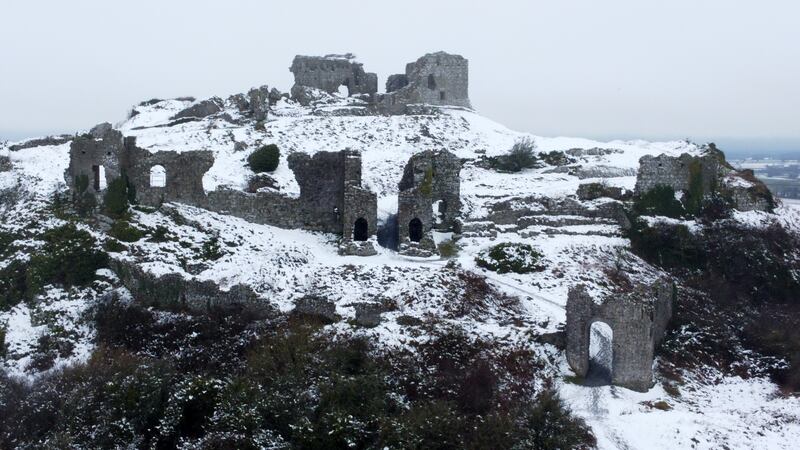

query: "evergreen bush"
xmin=109 ymin=221 xmax=144 ymax=243
xmin=248 ymin=144 xmax=280 ymax=173
xmin=26 ymin=224 xmax=108 ymax=297
xmin=475 ymin=242 xmax=545 ymax=274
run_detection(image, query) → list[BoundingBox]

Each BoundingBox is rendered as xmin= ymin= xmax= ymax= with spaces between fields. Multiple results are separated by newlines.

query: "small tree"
xmin=491 ymin=137 xmax=539 ymax=172
xmin=104 ymin=175 xmax=133 ymax=218
xmin=247 ymin=144 xmax=280 ymax=173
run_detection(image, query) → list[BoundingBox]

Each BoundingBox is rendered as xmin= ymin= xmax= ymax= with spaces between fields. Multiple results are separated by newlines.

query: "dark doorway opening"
xmin=427 ymin=74 xmax=436 ymax=90
xmin=377 ymin=214 xmax=399 ymax=250
xmin=409 ymin=218 xmax=423 ymax=242
xmin=92 ymin=165 xmax=101 ymax=190
xmin=353 ymin=217 xmax=369 ymax=241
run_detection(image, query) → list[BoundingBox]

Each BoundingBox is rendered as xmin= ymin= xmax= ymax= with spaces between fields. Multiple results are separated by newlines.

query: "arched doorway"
xmin=150 ymin=165 xmax=166 ymax=187
xmin=408 ymin=218 xmax=423 ymax=242
xmin=586 ymin=321 xmax=613 ymax=386
xmin=353 ymin=217 xmax=368 ymax=241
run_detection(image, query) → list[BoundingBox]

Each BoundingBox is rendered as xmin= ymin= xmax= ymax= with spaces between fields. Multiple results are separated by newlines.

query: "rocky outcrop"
xmin=293 ymin=295 xmax=339 ymax=323
xmin=9 ymin=135 xmax=72 ymax=151
xmin=171 ymin=97 xmax=224 ymax=120
xmin=110 ymin=258 xmax=274 ymax=315
xmin=247 ymin=86 xmax=270 ymax=121
xmin=0 ymin=153 xmax=11 ymax=172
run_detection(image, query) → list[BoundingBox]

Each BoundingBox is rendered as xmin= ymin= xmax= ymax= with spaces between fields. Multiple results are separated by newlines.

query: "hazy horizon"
xmin=2 ymin=0 xmax=798 ymax=155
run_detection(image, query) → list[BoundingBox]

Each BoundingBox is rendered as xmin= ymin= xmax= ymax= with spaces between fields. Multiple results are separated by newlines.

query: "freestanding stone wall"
xmin=397 ymin=149 xmax=462 ymax=256
xmin=290 ymin=54 xmax=377 ymax=100
xmin=379 ymin=52 xmax=470 ymax=114
xmin=634 ymin=152 xmax=719 ymax=195
xmin=565 ymin=281 xmax=674 ymax=392
xmin=125 ymin=138 xmax=214 ymax=207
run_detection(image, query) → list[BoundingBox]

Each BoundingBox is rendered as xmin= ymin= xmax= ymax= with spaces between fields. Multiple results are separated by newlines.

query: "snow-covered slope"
xmin=1 ymin=94 xmax=798 ymax=449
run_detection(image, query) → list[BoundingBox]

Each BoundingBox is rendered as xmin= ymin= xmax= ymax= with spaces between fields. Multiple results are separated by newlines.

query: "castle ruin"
xmin=397 ymin=149 xmax=462 ymax=256
xmin=635 ymin=146 xmax=774 ymax=212
xmin=65 ymin=126 xmax=379 ymax=256
xmin=290 ymin=54 xmax=378 ymax=102
xmin=289 ymin=51 xmax=470 ymax=115
xmin=379 ymin=52 xmax=471 ymax=115
xmin=565 ymin=281 xmax=674 ymax=392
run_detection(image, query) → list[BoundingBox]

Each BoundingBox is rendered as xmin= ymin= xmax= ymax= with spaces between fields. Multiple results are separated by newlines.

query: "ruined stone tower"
xmin=380 ymin=51 xmax=471 ymax=114
xmin=397 ymin=149 xmax=462 ymax=256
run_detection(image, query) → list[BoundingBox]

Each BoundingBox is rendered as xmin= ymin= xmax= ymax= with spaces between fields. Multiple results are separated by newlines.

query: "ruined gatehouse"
xmin=565 ymin=281 xmax=674 ymax=392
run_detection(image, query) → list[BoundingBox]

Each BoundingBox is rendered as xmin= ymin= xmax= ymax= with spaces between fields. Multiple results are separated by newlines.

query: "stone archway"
xmin=565 ymin=282 xmax=674 ymax=392
xmin=586 ymin=321 xmax=613 ymax=386
xmin=150 ymin=165 xmax=166 ymax=187
xmin=409 ymin=218 xmax=423 ymax=242
xmin=353 ymin=217 xmax=369 ymax=241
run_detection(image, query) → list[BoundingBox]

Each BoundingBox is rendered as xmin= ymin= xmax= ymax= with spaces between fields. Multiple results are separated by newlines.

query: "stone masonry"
xmin=290 ymin=54 xmax=377 ymax=102
xmin=634 ymin=152 xmax=719 ymax=196
xmin=635 ymin=145 xmax=774 ymax=212
xmin=378 ymin=52 xmax=470 ymax=115
xmin=566 ymin=281 xmax=674 ymax=392
xmin=66 ymin=125 xmax=378 ymax=253
xmin=65 ymin=125 xmax=126 ymax=197
xmin=397 ymin=149 xmax=462 ymax=256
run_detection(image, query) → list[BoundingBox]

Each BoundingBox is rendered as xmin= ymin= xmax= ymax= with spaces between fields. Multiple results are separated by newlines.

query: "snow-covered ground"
xmin=2 ymin=95 xmax=798 ymax=449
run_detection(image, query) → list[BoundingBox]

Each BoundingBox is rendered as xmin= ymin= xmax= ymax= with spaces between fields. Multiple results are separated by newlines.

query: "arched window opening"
xmin=587 ymin=321 xmax=613 ymax=386
xmin=409 ymin=218 xmax=423 ymax=242
xmin=150 ymin=165 xmax=166 ymax=187
xmin=427 ymin=74 xmax=436 ymax=90
xmin=353 ymin=217 xmax=369 ymax=242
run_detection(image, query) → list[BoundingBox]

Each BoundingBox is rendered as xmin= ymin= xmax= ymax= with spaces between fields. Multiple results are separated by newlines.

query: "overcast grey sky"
xmin=1 ymin=0 xmax=798 ymax=153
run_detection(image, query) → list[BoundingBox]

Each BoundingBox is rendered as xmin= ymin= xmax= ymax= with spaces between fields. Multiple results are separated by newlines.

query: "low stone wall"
xmin=203 ymin=188 xmax=303 ymax=230
xmin=486 ymin=196 xmax=629 ymax=228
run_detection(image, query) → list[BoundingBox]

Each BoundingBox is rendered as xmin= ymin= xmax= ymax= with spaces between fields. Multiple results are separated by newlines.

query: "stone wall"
xmin=565 ymin=281 xmax=674 ymax=392
xmin=634 ymin=148 xmax=774 ymax=212
xmin=125 ymin=140 xmax=214 ymax=207
xmin=288 ymin=151 xmax=347 ymax=233
xmin=65 ymin=125 xmax=378 ymax=246
xmin=379 ymin=52 xmax=470 ymax=114
xmin=64 ymin=126 xmax=126 ymax=197
xmin=290 ymin=54 xmax=377 ymax=100
xmin=397 ymin=149 xmax=462 ymax=255
xmin=634 ymin=152 xmax=719 ymax=195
